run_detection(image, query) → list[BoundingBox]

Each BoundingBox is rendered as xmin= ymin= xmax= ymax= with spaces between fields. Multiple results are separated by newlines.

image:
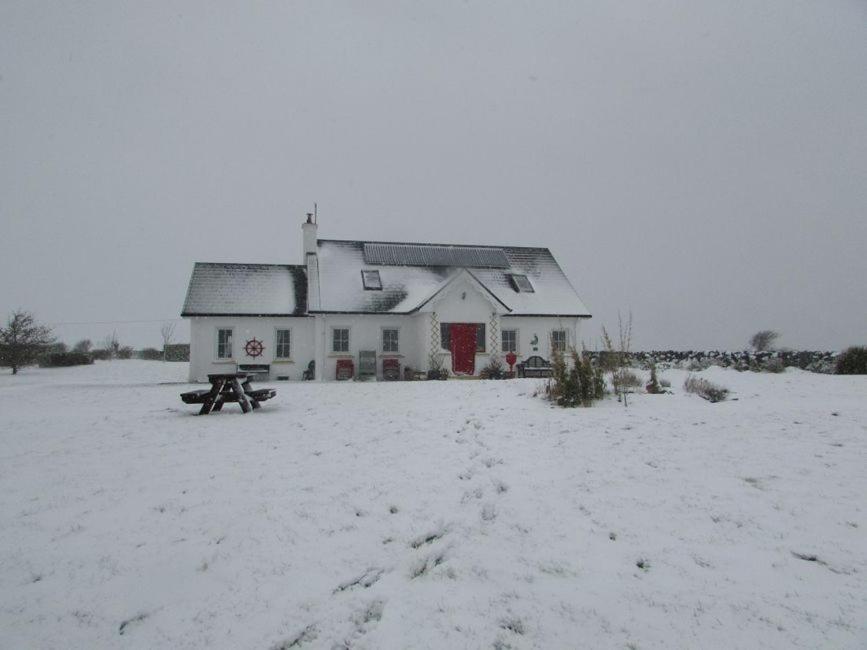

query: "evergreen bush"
xmin=646 ymin=364 xmax=662 ymax=393
xmin=546 ymin=348 xmax=603 ymax=407
xmin=38 ymin=352 xmax=94 ymax=367
xmin=835 ymin=346 xmax=867 ymax=375
xmin=479 ymin=357 xmax=506 ymax=379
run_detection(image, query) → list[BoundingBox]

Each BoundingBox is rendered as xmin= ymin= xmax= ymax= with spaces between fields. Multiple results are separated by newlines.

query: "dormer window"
xmin=508 ymin=273 xmax=534 ymax=293
xmin=361 ymin=269 xmax=382 ymax=290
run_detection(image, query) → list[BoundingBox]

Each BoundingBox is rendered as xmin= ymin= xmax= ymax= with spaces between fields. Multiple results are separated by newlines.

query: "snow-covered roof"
xmin=315 ymin=239 xmax=591 ymax=316
xmin=181 ymin=263 xmax=307 ymax=316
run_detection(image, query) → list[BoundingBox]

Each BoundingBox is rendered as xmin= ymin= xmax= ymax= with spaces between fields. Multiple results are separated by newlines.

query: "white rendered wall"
xmin=188 ymin=316 xmax=315 ymax=382
xmin=499 ymin=315 xmax=585 ymax=361
xmin=187 ymin=311 xmax=587 ymax=382
xmin=315 ymin=314 xmax=425 ymax=381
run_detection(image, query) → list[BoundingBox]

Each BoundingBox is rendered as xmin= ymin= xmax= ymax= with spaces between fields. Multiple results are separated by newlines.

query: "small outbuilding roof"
xmin=181 ymin=263 xmax=307 ymax=317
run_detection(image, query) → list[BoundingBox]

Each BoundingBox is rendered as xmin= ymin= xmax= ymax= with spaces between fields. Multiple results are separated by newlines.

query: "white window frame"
xmin=501 ymin=329 xmax=518 ymax=353
xmin=361 ymin=269 xmax=382 ymax=290
xmin=381 ymin=327 xmax=400 ymax=353
xmin=550 ymin=329 xmax=568 ymax=353
xmin=331 ymin=327 xmax=351 ymax=353
xmin=509 ymin=273 xmax=534 ymax=293
xmin=215 ymin=327 xmax=234 ymax=360
xmin=274 ymin=328 xmax=291 ymax=360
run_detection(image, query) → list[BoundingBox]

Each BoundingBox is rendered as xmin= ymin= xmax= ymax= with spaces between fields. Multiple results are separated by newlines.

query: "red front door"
xmin=450 ymin=324 xmax=477 ymax=375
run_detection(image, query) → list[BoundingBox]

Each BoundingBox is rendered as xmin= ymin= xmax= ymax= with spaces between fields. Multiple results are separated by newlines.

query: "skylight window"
xmin=361 ymin=269 xmax=382 ymax=290
xmin=508 ymin=273 xmax=534 ymax=293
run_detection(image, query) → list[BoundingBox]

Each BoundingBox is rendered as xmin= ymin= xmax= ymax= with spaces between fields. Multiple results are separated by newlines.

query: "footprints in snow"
xmin=333 ymin=567 xmax=384 ymax=593
xmin=455 ymin=417 xmax=509 ymax=525
xmin=271 ymin=416 xmax=509 ymax=647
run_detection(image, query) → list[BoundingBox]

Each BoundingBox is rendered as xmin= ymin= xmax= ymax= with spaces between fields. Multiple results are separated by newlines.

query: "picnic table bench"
xmin=516 ymin=355 xmax=553 ymax=378
xmin=180 ymin=372 xmax=276 ymax=415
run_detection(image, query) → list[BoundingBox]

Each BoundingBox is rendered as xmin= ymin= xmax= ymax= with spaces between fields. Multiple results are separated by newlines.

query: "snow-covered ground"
xmin=1 ymin=361 xmax=865 ymax=649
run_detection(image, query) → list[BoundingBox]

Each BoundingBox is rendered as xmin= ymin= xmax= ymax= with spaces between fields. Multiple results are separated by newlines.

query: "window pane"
xmin=552 ymin=330 xmax=566 ymax=352
xmin=276 ymin=329 xmax=290 ymax=358
xmin=509 ymin=274 xmax=534 ymax=293
xmin=501 ymin=330 xmax=516 ymax=353
xmin=476 ymin=324 xmax=486 ymax=352
xmin=361 ymin=270 xmax=382 ymax=290
xmin=217 ymin=329 xmax=232 ymax=358
xmin=383 ymin=328 xmax=399 ymax=352
xmin=440 ymin=324 xmax=450 ymax=350
xmin=333 ymin=328 xmax=349 ymax=352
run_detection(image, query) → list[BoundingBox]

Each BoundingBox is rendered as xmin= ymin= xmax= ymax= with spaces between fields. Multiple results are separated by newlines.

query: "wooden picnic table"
xmin=180 ymin=372 xmax=276 ymax=415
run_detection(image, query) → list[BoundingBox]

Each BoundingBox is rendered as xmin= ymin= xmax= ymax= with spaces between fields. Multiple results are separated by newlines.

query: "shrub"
xmin=836 ymin=346 xmax=867 ymax=375
xmin=72 ymin=339 xmax=92 ymax=353
xmin=479 ymin=357 xmax=506 ymax=380
xmin=686 ymin=358 xmax=712 ymax=372
xmin=427 ymin=353 xmax=448 ymax=380
xmin=138 ymin=348 xmax=163 ymax=361
xmin=38 ymin=352 xmax=94 ymax=368
xmin=90 ymin=349 xmax=111 ymax=361
xmin=684 ymin=374 xmax=728 ymax=403
xmin=546 ymin=348 xmax=603 ymax=407
xmin=646 ymin=364 xmax=662 ymax=394
xmin=164 ymin=343 xmax=190 ymax=362
xmin=116 ymin=346 xmax=134 ymax=360
xmin=612 ymin=369 xmax=641 ymax=392
xmin=762 ymin=358 xmax=786 ymax=373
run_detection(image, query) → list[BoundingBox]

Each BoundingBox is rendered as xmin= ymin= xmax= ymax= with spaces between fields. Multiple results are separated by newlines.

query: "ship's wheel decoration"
xmin=244 ymin=338 xmax=265 ymax=358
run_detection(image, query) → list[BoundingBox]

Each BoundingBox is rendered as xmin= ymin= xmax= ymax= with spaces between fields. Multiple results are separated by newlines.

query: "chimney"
xmin=302 ymin=212 xmax=318 ymax=257
xmin=303 ymin=212 xmax=321 ymax=311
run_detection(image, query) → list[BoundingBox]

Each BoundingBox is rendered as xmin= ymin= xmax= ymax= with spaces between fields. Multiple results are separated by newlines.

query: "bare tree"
xmin=0 ymin=310 xmax=54 ymax=375
xmin=102 ymin=330 xmax=120 ymax=359
xmin=72 ymin=339 xmax=92 ymax=354
xmin=601 ymin=311 xmax=634 ymax=407
xmin=750 ymin=330 xmax=779 ymax=352
xmin=160 ymin=322 xmax=176 ymax=361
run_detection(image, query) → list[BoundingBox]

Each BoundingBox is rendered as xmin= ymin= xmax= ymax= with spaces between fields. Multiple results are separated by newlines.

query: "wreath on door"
xmin=244 ymin=338 xmax=265 ymax=358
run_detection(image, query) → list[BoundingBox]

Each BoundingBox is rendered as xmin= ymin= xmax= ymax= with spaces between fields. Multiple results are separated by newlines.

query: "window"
xmin=275 ymin=329 xmax=291 ymax=359
xmin=501 ymin=329 xmax=517 ymax=353
xmin=332 ymin=328 xmax=350 ymax=353
xmin=216 ymin=328 xmax=233 ymax=359
xmin=361 ymin=269 xmax=382 ymax=290
xmin=382 ymin=328 xmax=399 ymax=353
xmin=551 ymin=329 xmax=567 ymax=352
xmin=476 ymin=324 xmax=486 ymax=352
xmin=508 ymin=273 xmax=534 ymax=293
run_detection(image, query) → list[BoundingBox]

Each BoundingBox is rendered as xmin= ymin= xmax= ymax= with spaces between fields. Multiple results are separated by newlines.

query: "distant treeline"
xmin=38 ymin=343 xmax=190 ymax=367
xmin=584 ymin=349 xmax=838 ymax=374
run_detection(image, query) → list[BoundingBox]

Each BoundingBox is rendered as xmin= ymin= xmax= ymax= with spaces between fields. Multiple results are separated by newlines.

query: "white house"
xmin=181 ymin=216 xmax=591 ymax=382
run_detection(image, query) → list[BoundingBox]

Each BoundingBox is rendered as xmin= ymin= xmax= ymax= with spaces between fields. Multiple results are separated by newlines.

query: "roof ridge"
xmin=317 ymin=238 xmax=551 ymax=252
xmin=193 ymin=262 xmax=305 ymax=268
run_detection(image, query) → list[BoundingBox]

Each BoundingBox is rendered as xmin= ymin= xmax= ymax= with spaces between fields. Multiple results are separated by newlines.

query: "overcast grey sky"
xmin=2 ymin=1 xmax=865 ymax=350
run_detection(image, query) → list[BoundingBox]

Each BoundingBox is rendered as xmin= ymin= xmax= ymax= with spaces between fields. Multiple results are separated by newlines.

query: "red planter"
xmin=336 ymin=358 xmax=354 ymax=380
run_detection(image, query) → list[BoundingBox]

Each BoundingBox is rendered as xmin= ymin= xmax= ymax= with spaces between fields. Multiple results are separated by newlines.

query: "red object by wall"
xmin=336 ymin=358 xmax=354 ymax=380
xmin=450 ymin=324 xmax=477 ymax=375
xmin=382 ymin=357 xmax=400 ymax=381
xmin=505 ymin=352 xmax=517 ymax=370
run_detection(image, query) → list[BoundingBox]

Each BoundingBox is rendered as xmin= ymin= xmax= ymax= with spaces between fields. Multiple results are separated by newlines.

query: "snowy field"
xmin=1 ymin=361 xmax=865 ymax=649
